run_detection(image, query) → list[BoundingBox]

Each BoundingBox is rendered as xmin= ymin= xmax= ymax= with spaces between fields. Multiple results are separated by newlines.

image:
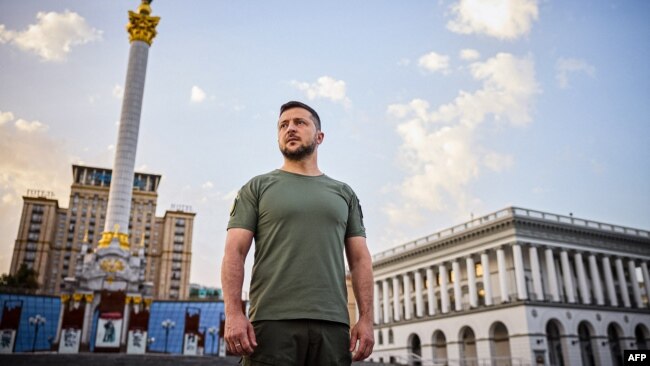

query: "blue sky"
xmin=1 ymin=0 xmax=649 ymax=288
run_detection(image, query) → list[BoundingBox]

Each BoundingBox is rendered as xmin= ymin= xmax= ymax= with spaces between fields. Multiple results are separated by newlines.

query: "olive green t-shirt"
xmin=227 ymin=169 xmax=366 ymax=325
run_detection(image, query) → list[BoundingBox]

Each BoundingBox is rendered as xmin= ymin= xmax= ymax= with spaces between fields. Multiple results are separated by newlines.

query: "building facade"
xmin=370 ymin=207 xmax=650 ymax=366
xmin=10 ymin=165 xmax=195 ymax=300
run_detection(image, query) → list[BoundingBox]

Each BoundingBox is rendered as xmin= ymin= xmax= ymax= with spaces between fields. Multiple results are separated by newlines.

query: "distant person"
xmin=221 ymin=101 xmax=375 ymax=365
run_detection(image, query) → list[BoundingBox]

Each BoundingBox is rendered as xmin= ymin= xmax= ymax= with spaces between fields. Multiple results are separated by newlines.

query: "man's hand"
xmin=224 ymin=312 xmax=257 ymax=356
xmin=349 ymin=317 xmax=374 ymax=361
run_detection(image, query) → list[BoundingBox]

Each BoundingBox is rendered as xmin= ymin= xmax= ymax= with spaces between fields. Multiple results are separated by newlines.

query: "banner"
xmin=58 ymin=328 xmax=81 ymax=353
xmin=0 ymin=300 xmax=22 ymax=354
xmin=183 ymin=332 xmax=199 ymax=355
xmin=95 ymin=315 xmax=122 ymax=348
xmin=0 ymin=330 xmax=16 ymax=354
xmin=126 ymin=330 xmax=147 ymax=354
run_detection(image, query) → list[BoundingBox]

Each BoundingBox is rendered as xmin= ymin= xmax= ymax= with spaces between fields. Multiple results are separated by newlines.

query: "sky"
xmin=1 ymin=0 xmax=649 ymax=289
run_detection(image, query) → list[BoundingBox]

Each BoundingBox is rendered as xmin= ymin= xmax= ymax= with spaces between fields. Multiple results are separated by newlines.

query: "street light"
xmin=207 ymin=327 xmax=217 ymax=355
xmin=161 ymin=319 xmax=175 ymax=354
xmin=29 ymin=315 xmax=46 ymax=353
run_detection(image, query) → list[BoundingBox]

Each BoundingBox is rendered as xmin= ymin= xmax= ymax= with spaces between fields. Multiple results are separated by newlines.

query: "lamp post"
xmin=29 ymin=315 xmax=46 ymax=353
xmin=207 ymin=327 xmax=217 ymax=355
xmin=161 ymin=319 xmax=175 ymax=354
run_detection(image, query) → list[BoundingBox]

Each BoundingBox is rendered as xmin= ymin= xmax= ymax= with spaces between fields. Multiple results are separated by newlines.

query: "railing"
xmin=372 ymin=207 xmax=649 ymax=261
xmin=390 ymin=353 xmax=531 ymax=366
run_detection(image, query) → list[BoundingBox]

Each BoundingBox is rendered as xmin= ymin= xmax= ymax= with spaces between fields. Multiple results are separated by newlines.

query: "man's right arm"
xmin=221 ymin=228 xmax=256 ymax=356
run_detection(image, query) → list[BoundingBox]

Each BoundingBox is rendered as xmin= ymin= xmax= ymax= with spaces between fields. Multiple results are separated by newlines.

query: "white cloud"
xmin=0 ymin=116 xmax=72 ymax=273
xmin=190 ymin=85 xmax=206 ymax=103
xmin=0 ymin=111 xmax=15 ymax=125
xmin=418 ymin=52 xmax=451 ymax=74
xmin=460 ymin=48 xmax=481 ymax=61
xmin=290 ymin=76 xmax=351 ymax=107
xmin=0 ymin=11 xmax=102 ymax=62
xmin=112 ymin=84 xmax=124 ymax=99
xmin=483 ymin=152 xmax=514 ymax=172
xmin=447 ymin=0 xmax=539 ymax=40
xmin=555 ymin=58 xmax=596 ymax=89
xmin=202 ymin=181 xmax=214 ymax=189
xmin=15 ymin=118 xmax=48 ymax=133
xmin=385 ymin=53 xmax=539 ymax=226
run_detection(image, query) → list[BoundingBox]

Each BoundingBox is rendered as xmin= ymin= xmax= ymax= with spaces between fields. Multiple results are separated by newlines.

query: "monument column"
xmin=615 ymin=257 xmax=631 ymax=308
xmin=373 ymin=282 xmax=380 ymax=324
xmin=466 ymin=256 xmax=478 ymax=308
xmin=100 ymin=0 xmax=160 ymax=250
xmin=497 ymin=247 xmax=509 ymax=303
xmin=529 ymin=245 xmax=544 ymax=301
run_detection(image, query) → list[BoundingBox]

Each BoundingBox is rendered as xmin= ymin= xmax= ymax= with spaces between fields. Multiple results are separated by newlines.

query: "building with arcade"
xmin=369 ymin=207 xmax=650 ymax=366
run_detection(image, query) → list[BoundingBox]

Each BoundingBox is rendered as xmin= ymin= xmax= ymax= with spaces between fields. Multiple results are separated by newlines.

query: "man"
xmin=221 ymin=101 xmax=374 ymax=365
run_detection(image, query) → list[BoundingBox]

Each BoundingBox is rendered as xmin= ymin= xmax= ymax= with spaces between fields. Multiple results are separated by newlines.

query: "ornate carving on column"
xmin=545 ymin=247 xmax=560 ymax=302
xmin=426 ymin=268 xmax=437 ymax=315
xmin=466 ymin=256 xmax=478 ymax=308
xmin=529 ymin=245 xmax=544 ymax=301
xmin=560 ymin=250 xmax=576 ymax=303
xmin=127 ymin=1 xmax=160 ymax=45
xmin=481 ymin=251 xmax=493 ymax=306
xmin=403 ymin=272 xmax=412 ymax=320
xmin=627 ymin=259 xmax=642 ymax=308
xmin=602 ymin=256 xmax=618 ymax=307
xmin=497 ymin=247 xmax=509 ymax=303
xmin=574 ymin=252 xmax=590 ymax=304
xmin=439 ymin=263 xmax=450 ymax=313
xmin=615 ymin=257 xmax=631 ymax=308
xmin=588 ymin=254 xmax=605 ymax=305
xmin=512 ymin=243 xmax=528 ymax=300
xmin=414 ymin=270 xmax=424 ymax=317
xmin=452 ymin=260 xmax=462 ymax=311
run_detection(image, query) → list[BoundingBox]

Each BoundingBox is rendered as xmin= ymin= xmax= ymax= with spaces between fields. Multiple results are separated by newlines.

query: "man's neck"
xmin=281 ymin=155 xmax=322 ymax=176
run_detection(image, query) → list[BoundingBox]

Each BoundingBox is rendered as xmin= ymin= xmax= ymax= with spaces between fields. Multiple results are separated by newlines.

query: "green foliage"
xmin=0 ymin=263 xmax=39 ymax=291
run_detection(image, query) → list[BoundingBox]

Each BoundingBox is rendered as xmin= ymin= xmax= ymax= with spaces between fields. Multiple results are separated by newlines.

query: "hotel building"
xmin=9 ymin=164 xmax=195 ymax=300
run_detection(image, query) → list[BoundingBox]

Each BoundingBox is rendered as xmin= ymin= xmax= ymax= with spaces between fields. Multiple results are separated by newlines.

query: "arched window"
xmin=577 ymin=322 xmax=596 ymax=366
xmin=459 ymin=326 xmax=477 ymax=365
xmin=636 ymin=324 xmax=650 ymax=350
xmin=608 ymin=323 xmax=624 ymax=366
xmin=546 ymin=320 xmax=565 ymax=366
xmin=408 ymin=333 xmax=422 ymax=366
xmin=490 ymin=322 xmax=511 ymax=365
xmin=432 ymin=330 xmax=447 ymax=364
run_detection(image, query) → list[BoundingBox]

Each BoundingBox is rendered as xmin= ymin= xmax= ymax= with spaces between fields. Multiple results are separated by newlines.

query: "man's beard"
xmin=280 ymin=137 xmax=317 ymax=161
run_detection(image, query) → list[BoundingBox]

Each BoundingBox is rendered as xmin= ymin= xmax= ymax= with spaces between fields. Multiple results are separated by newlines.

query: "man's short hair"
xmin=279 ymin=101 xmax=321 ymax=130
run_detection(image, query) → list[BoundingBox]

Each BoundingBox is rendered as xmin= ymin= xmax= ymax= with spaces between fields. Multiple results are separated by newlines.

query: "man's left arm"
xmin=345 ymin=235 xmax=375 ymax=361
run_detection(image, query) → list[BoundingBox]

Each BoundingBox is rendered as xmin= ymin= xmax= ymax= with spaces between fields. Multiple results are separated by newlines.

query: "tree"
xmin=0 ymin=263 xmax=39 ymax=291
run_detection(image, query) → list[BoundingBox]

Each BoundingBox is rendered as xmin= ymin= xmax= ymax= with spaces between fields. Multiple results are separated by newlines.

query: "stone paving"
xmin=0 ymin=353 xmax=397 ymax=366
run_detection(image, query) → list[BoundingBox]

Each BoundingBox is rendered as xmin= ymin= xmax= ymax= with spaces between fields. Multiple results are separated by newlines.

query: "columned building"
xmin=370 ymin=207 xmax=650 ymax=366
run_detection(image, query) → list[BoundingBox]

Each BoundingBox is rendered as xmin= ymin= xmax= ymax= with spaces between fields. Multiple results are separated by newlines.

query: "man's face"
xmin=277 ymin=107 xmax=323 ymax=161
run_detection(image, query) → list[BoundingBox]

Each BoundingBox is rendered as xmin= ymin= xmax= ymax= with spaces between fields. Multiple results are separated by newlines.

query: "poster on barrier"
xmin=183 ymin=332 xmax=199 ymax=355
xmin=0 ymin=330 xmax=16 ymax=353
xmin=58 ymin=328 xmax=81 ymax=354
xmin=95 ymin=317 xmax=122 ymax=349
xmin=126 ymin=330 xmax=147 ymax=354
